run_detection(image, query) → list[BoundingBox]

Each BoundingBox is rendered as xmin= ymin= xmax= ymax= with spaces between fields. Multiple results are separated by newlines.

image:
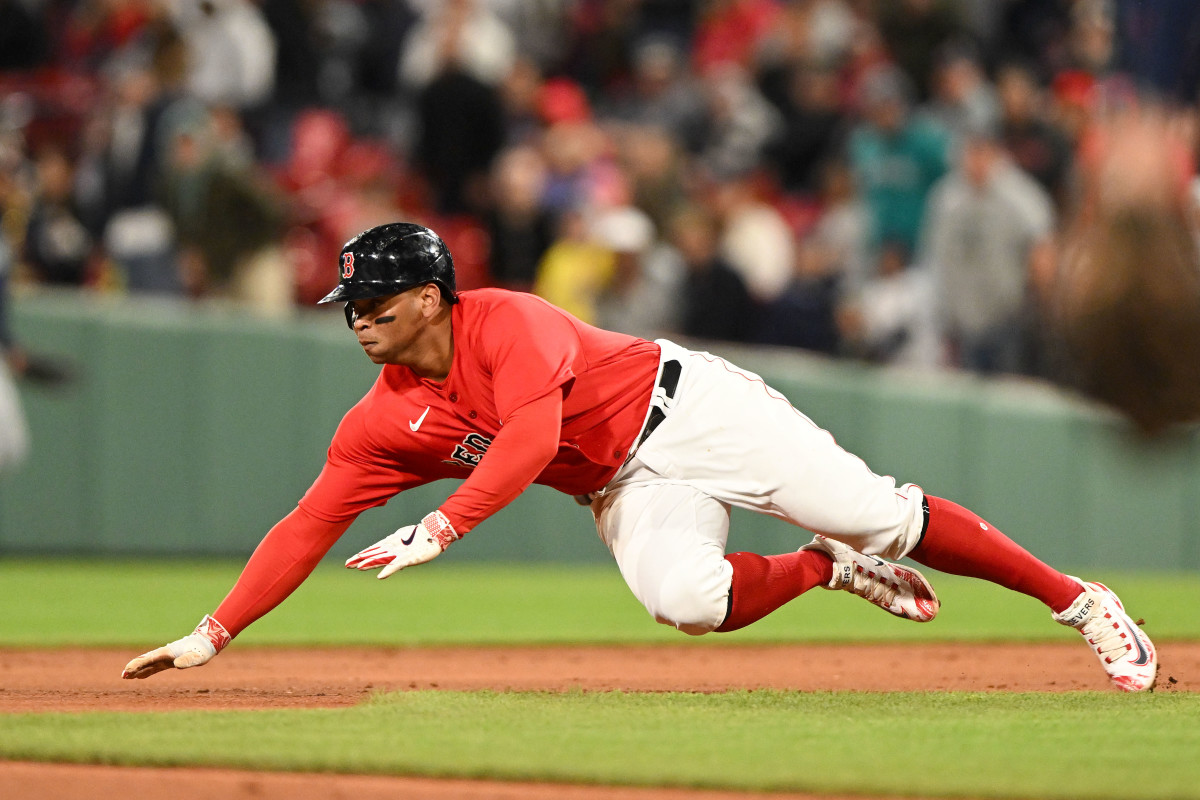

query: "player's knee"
xmin=651 ymin=562 xmax=728 ymax=636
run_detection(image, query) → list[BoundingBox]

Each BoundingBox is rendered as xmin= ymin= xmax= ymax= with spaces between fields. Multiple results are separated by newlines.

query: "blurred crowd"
xmin=2 ymin=0 xmax=1199 ymax=377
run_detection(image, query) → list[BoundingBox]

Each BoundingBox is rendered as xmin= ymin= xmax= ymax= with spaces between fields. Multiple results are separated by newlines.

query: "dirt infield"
xmin=2 ymin=642 xmax=1197 ymax=799
xmin=2 ymin=641 xmax=1197 ymax=712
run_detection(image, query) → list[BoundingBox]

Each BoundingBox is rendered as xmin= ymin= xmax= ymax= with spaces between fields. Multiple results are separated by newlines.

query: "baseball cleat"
xmin=1053 ymin=578 xmax=1158 ymax=692
xmin=803 ymin=534 xmax=940 ymax=622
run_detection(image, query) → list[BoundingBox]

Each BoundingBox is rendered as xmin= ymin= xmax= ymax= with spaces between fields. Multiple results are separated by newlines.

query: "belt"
xmin=633 ymin=358 xmax=681 ymax=454
xmin=573 ymin=357 xmax=681 ymax=507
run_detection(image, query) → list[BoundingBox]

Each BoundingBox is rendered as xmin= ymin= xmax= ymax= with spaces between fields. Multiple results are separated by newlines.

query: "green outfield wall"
xmin=3 ymin=290 xmax=1198 ymax=570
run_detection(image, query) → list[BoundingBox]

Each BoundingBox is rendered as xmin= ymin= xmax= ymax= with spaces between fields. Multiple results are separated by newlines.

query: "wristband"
xmin=422 ymin=510 xmax=459 ymax=550
xmin=195 ymin=614 xmax=232 ymax=652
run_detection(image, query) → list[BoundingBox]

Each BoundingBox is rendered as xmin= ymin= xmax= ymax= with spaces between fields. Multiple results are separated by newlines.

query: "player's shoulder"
xmin=459 ymin=287 xmax=557 ymax=311
xmin=457 ymin=287 xmax=572 ymax=325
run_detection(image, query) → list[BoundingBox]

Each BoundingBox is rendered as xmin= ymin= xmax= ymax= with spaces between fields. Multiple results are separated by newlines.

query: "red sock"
xmin=910 ymin=495 xmax=1081 ymax=613
xmin=716 ymin=550 xmax=833 ymax=632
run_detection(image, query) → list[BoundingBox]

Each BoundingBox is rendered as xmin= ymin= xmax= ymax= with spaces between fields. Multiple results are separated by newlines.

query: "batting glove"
xmin=121 ymin=614 xmax=231 ymax=679
xmin=345 ymin=510 xmax=459 ymax=579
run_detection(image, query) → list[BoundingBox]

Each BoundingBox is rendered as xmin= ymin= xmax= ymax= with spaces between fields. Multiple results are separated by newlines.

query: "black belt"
xmin=633 ymin=358 xmax=681 ymax=452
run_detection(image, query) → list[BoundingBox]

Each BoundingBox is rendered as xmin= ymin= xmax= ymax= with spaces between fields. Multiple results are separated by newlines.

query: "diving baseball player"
xmin=123 ymin=223 xmax=1157 ymax=692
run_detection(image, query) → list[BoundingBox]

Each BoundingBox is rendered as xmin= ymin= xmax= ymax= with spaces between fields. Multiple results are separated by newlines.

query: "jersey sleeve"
xmin=438 ymin=387 xmax=563 ymax=533
xmin=213 ymin=505 xmax=353 ymax=637
xmin=477 ymin=296 xmax=582 ymax=421
xmin=298 ymin=404 xmax=425 ymax=522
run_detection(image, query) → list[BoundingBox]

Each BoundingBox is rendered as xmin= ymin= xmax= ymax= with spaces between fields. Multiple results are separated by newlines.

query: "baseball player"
xmin=123 ymin=222 xmax=1157 ymax=692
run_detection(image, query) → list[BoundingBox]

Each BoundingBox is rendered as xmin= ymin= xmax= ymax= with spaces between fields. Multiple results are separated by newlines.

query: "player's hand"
xmin=121 ymin=615 xmax=231 ymax=679
xmin=345 ymin=510 xmax=459 ymax=578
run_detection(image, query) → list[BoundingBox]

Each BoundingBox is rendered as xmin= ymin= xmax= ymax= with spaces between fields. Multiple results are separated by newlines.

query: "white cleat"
xmin=1053 ymin=578 xmax=1158 ymax=692
xmin=803 ymin=534 xmax=940 ymax=622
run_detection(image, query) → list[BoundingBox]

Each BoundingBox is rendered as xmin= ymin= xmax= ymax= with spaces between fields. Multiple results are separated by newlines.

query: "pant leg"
xmin=592 ymin=460 xmax=733 ymax=635
xmin=633 ymin=345 xmax=926 ymax=560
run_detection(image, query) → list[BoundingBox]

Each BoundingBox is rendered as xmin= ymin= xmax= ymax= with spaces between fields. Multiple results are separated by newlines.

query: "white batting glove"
xmin=121 ymin=615 xmax=231 ymax=679
xmin=345 ymin=510 xmax=459 ymax=579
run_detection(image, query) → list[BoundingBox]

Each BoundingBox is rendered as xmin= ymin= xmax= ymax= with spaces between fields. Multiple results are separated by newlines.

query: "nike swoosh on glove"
xmin=345 ymin=510 xmax=459 ymax=578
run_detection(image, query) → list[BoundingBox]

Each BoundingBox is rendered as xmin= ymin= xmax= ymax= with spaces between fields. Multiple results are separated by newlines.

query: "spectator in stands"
xmin=996 ymin=61 xmax=1072 ymax=210
xmin=157 ymin=103 xmax=289 ymax=315
xmin=838 ymin=239 xmax=942 ymax=369
xmin=410 ymin=28 xmax=506 ymax=215
xmin=0 ymin=134 xmax=31 ymax=472
xmin=922 ymin=122 xmax=1055 ymax=375
xmin=763 ymin=59 xmax=848 ymax=197
xmin=810 ymin=159 xmax=872 ymax=302
xmin=691 ymin=0 xmax=782 ymax=76
xmin=669 ymin=204 xmax=755 ymax=343
xmin=533 ymin=208 xmax=615 ymax=326
xmin=485 ymin=145 xmax=556 ymax=292
xmin=76 ymin=43 xmax=190 ymax=295
xmin=0 ymin=228 xmax=30 ymax=473
xmin=926 ymin=41 xmax=1000 ymax=148
xmin=616 ymin=124 xmax=688 ymax=234
xmin=0 ymin=0 xmax=50 ymax=70
xmin=847 ymin=64 xmax=950 ymax=256
xmin=499 ymin=56 xmax=547 ymax=148
xmin=493 ymin=0 xmax=571 ymax=72
xmin=55 ymin=0 xmax=162 ymax=73
xmin=538 ymin=106 xmax=607 ymax=215
xmin=594 ymin=204 xmax=683 ymax=339
xmin=705 ymin=169 xmax=794 ymax=306
xmin=993 ymin=0 xmax=1074 ymax=82
xmin=696 ymin=62 xmax=782 ymax=182
xmin=603 ymin=36 xmax=707 ymax=155
xmin=756 ymin=233 xmax=842 ymax=355
xmin=1114 ymin=0 xmax=1200 ymax=103
xmin=562 ymin=0 xmax=642 ymax=96
xmin=877 ymin=0 xmax=965 ymax=100
xmin=255 ymin=0 xmax=323 ymax=163
xmin=24 ymin=146 xmax=93 ymax=285
xmin=399 ymin=0 xmax=515 ymax=90
xmin=164 ymin=0 xmax=276 ymax=112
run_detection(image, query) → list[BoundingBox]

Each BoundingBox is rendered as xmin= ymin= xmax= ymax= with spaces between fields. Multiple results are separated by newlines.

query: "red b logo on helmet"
xmin=341 ymin=253 xmax=355 ymax=279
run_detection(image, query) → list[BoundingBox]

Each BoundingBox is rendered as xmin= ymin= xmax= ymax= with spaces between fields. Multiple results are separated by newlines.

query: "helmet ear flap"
xmin=344 ymin=302 xmax=357 ymax=329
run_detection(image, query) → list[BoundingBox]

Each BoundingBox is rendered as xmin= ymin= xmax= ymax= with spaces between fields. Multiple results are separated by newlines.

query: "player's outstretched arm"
xmin=346 ymin=510 xmax=459 ymax=578
xmin=121 ymin=508 xmax=353 ymax=679
xmin=121 ymin=615 xmax=231 ymax=679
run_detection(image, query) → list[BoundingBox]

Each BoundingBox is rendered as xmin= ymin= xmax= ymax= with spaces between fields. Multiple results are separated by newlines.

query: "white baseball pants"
xmin=590 ymin=339 xmax=926 ymax=635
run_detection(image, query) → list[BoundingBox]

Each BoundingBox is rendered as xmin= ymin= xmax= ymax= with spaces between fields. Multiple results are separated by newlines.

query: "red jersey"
xmin=298 ymin=289 xmax=660 ymax=532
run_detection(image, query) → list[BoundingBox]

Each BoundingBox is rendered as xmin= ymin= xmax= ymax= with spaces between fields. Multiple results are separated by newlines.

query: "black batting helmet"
xmin=318 ymin=222 xmax=458 ymax=306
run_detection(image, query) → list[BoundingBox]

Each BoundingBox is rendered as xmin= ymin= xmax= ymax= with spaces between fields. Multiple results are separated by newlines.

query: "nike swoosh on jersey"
xmin=409 ymin=406 xmax=431 ymax=432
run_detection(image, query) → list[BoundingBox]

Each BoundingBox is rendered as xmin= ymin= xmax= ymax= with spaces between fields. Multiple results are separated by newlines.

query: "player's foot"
xmin=803 ymin=534 xmax=939 ymax=622
xmin=1052 ymin=578 xmax=1157 ymax=692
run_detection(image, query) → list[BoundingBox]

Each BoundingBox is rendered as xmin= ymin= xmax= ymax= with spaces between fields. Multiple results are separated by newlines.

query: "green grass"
xmin=1 ymin=558 xmax=1197 ymax=646
xmin=2 ymin=690 xmax=1198 ymax=799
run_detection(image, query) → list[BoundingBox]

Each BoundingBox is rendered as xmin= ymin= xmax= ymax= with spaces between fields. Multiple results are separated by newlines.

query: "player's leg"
xmin=635 ymin=345 xmax=1067 ymax=612
xmin=629 ymin=345 xmax=940 ymax=627
xmin=595 ymin=465 xmax=936 ymax=633
xmin=717 ymin=383 xmax=1157 ymax=689
xmin=677 ymin=350 xmax=1154 ymax=688
xmin=592 ymin=459 xmax=835 ymax=635
xmin=633 ymin=346 xmax=929 ymax=559
xmin=592 ymin=462 xmax=735 ymax=634
xmin=909 ymin=495 xmax=1079 ymax=611
xmin=908 ymin=495 xmax=1156 ymax=691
